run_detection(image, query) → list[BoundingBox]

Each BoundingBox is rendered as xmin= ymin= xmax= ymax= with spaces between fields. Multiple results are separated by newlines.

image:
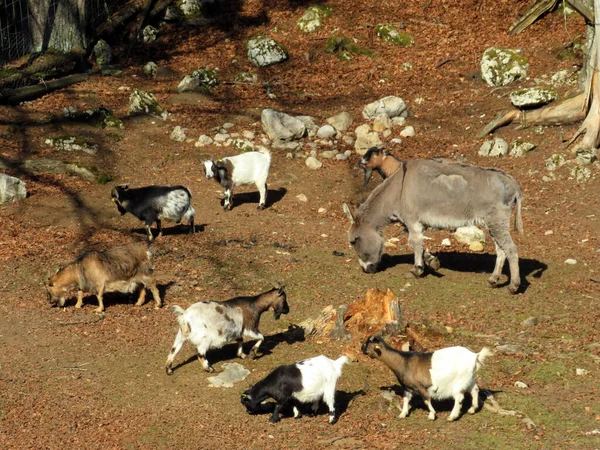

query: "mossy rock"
xmin=480 ymin=47 xmax=529 ymax=87
xmin=375 ymin=24 xmax=412 ymax=47
xmin=246 ymin=35 xmax=289 ymax=67
xmin=232 ymin=138 xmax=255 ymax=153
xmin=44 ymin=135 xmax=98 ymax=155
xmin=128 ymin=89 xmax=167 ymax=119
xmin=234 ymin=72 xmax=258 ymax=83
xmin=325 ymin=36 xmax=372 ymax=60
xmin=297 ymin=5 xmax=333 ymax=33
xmin=509 ymin=87 xmax=557 ymax=109
xmin=64 ymin=107 xmax=124 ymax=129
xmin=177 ymin=67 xmax=220 ymax=93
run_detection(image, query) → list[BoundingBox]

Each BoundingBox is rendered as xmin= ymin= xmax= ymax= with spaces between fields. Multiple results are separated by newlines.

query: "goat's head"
xmin=271 ymin=287 xmax=289 ymax=320
xmin=240 ymin=388 xmax=260 ymax=414
xmin=203 ymin=160 xmax=216 ymax=179
xmin=343 ymin=204 xmax=383 ymax=274
xmin=110 ymin=184 xmax=129 ymax=215
xmin=359 ymin=147 xmax=386 ymax=169
xmin=361 ymin=335 xmax=384 ymax=358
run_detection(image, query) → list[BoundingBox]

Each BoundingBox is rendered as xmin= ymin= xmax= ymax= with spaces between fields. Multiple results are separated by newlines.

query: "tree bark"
xmin=28 ymin=0 xmax=89 ymax=53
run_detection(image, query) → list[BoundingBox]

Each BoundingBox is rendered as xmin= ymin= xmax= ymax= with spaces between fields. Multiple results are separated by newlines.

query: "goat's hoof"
xmin=165 ymin=366 xmax=173 ymax=376
xmin=467 ymin=407 xmax=476 ymax=415
xmin=427 ymin=413 xmax=436 ymax=421
xmin=268 ymin=417 xmax=279 ymax=424
xmin=447 ymin=415 xmax=458 ymax=422
xmin=398 ymin=413 xmax=408 ymax=419
xmin=507 ymin=284 xmax=520 ymax=295
xmin=205 ymin=366 xmax=215 ymax=373
xmin=408 ymin=267 xmax=424 ymax=278
xmin=75 ymin=304 xmax=83 ymax=309
xmin=427 ymin=256 xmax=441 ymax=271
xmin=238 ymin=353 xmax=247 ymax=359
xmin=155 ymin=303 xmax=162 ymax=309
xmin=487 ymin=277 xmax=500 ymax=288
xmin=94 ymin=307 xmax=104 ymax=313
xmin=257 ymin=204 xmax=265 ymax=210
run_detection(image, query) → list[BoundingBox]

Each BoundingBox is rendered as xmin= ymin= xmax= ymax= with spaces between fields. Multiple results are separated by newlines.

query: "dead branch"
xmin=509 ymin=0 xmax=558 ymax=35
xmin=0 ymin=74 xmax=88 ymax=105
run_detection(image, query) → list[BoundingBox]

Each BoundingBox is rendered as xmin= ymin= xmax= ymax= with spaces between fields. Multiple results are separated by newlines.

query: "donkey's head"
xmin=343 ymin=204 xmax=384 ymax=273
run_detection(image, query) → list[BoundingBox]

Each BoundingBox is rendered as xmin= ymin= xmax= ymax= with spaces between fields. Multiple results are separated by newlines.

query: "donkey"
xmin=343 ymin=158 xmax=524 ymax=293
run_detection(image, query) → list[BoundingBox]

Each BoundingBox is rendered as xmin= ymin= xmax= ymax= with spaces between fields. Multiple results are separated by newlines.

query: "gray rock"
xmin=195 ymin=135 xmax=213 ymax=147
xmin=207 ymin=363 xmax=250 ymax=388
xmin=297 ymin=5 xmax=332 ymax=33
xmin=441 ymin=238 xmax=451 ymax=246
xmin=514 ymin=381 xmax=528 ymax=389
xmin=454 ymin=225 xmax=486 ymax=245
xmin=510 ymin=141 xmax=536 ymax=157
xmin=305 ymin=156 xmax=323 ymax=170
xmin=179 ymin=0 xmax=203 ymax=18
xmin=246 ymin=35 xmax=288 ymax=67
xmin=479 ymin=138 xmax=508 ymax=157
xmin=571 ymin=166 xmax=591 ymax=183
xmin=354 ymin=124 xmax=382 ymax=155
xmin=326 ymin=111 xmax=353 ymax=131
xmin=373 ymin=113 xmax=392 ymax=132
xmin=142 ymin=25 xmax=158 ymax=43
xmin=400 ymin=126 xmax=415 ymax=138
xmin=480 ymin=47 xmax=529 ymax=87
xmin=170 ymin=126 xmax=187 ymax=142
xmin=390 ymin=137 xmax=402 ymax=145
xmin=521 ymin=316 xmax=538 ymax=327
xmin=545 ymin=153 xmax=565 ymax=170
xmin=342 ymin=135 xmax=355 ymax=146
xmin=44 ymin=136 xmax=98 ymax=155
xmin=93 ymin=40 xmax=112 ymax=67
xmin=272 ymin=141 xmax=302 ymax=152
xmin=510 ymin=87 xmax=557 ymax=108
xmin=321 ymin=150 xmax=337 ymax=159
xmin=128 ymin=89 xmax=167 ymax=119
xmin=575 ymin=148 xmax=597 ymax=165
xmin=296 ymin=193 xmax=308 ymax=202
xmin=231 ymin=138 xmax=254 ymax=153
xmin=0 ymin=174 xmax=27 ymax=203
xmin=177 ymin=67 xmax=219 ymax=93
xmin=296 ymin=115 xmax=319 ymax=137
xmin=391 ymin=116 xmax=406 ymax=127
xmin=375 ymin=24 xmax=413 ymax=47
xmin=363 ymin=96 xmax=407 ymax=119
xmin=143 ymin=62 xmax=158 ymax=77
xmin=242 ymin=130 xmax=255 ymax=140
xmin=214 ymin=133 xmax=229 ymax=142
xmin=317 ymin=124 xmax=336 ymax=139
xmin=336 ymin=153 xmax=348 ymax=160
xmin=261 ymin=109 xmax=306 ymax=142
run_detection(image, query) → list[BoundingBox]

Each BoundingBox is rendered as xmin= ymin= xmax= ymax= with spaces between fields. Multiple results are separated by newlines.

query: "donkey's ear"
xmin=342 ymin=203 xmax=355 ymax=225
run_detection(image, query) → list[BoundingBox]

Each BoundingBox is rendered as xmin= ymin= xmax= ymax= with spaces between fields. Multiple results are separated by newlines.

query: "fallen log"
xmin=0 ymin=73 xmax=88 ymax=105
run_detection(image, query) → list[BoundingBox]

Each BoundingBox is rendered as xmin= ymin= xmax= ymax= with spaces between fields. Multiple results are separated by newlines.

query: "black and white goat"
xmin=241 ymin=355 xmax=350 ymax=424
xmin=202 ymin=150 xmax=271 ymax=210
xmin=111 ymin=185 xmax=195 ymax=242
xmin=362 ymin=335 xmax=492 ymax=421
xmin=165 ymin=287 xmax=289 ymax=374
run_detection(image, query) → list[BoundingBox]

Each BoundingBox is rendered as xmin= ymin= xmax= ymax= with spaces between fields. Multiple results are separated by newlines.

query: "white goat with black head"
xmin=165 ymin=287 xmax=289 ymax=374
xmin=241 ymin=355 xmax=350 ymax=424
xmin=362 ymin=335 xmax=492 ymax=421
xmin=203 ymin=150 xmax=271 ymax=210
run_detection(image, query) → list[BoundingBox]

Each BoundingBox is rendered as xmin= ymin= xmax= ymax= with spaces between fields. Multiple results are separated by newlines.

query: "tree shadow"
xmin=222 ymin=187 xmax=287 ymax=210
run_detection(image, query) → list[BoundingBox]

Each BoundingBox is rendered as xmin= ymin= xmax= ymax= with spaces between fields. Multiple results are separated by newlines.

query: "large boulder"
xmin=176 ymin=67 xmax=219 ymax=93
xmin=143 ymin=25 xmax=158 ymax=43
xmin=93 ymin=40 xmax=112 ymax=68
xmin=296 ymin=115 xmax=319 ymax=137
xmin=261 ymin=109 xmax=306 ymax=142
xmin=480 ymin=47 xmax=529 ymax=87
xmin=297 ymin=5 xmax=332 ymax=33
xmin=375 ymin=24 xmax=413 ymax=47
xmin=354 ymin=124 xmax=382 ymax=155
xmin=362 ymin=96 xmax=407 ymax=119
xmin=0 ymin=174 xmax=27 ymax=204
xmin=246 ymin=36 xmax=288 ymax=67
xmin=509 ymin=87 xmax=557 ymax=108
xmin=326 ymin=111 xmax=353 ymax=131
xmin=128 ymin=89 xmax=167 ymax=119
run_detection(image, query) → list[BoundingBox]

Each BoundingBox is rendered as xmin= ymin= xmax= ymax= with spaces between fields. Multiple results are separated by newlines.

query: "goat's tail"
xmin=475 ymin=347 xmax=494 ymax=371
xmin=258 ymin=147 xmax=272 ymax=164
xmin=334 ymin=355 xmax=351 ymax=371
xmin=171 ymin=305 xmax=191 ymax=335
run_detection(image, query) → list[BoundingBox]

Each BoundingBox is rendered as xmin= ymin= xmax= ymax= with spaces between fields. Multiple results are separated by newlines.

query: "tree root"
xmin=482 ymin=389 xmax=537 ymax=430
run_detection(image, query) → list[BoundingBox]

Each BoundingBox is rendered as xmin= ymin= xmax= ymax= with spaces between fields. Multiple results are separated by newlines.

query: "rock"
xmin=469 ymin=241 xmax=484 ymax=252
xmin=207 ymin=363 xmax=250 ymax=388
xmin=544 ymin=230 xmax=553 ymax=235
xmin=363 ymin=96 xmax=407 ymax=119
xmin=326 ymin=111 xmax=353 ymax=131
xmin=479 ymin=138 xmax=508 ymax=157
xmin=399 ymin=126 xmax=415 ymax=138
xmin=336 ymin=153 xmax=348 ymax=160
xmin=242 ymin=130 xmax=255 ymax=140
xmin=342 ymin=135 xmax=355 ymax=146
xmin=231 ymin=138 xmax=254 ymax=153
xmin=170 ymin=126 xmax=186 ymax=142
xmin=375 ymin=24 xmax=413 ymax=47
xmin=196 ymin=135 xmax=213 ymax=147
xmin=575 ymin=147 xmax=597 ymax=165
xmin=142 ymin=25 xmax=158 ymax=43
xmin=571 ymin=166 xmax=591 ymax=183
xmin=317 ymin=124 xmax=336 ymax=139
xmin=297 ymin=5 xmax=332 ymax=33
xmin=246 ymin=35 xmax=288 ymax=67
xmin=514 ymin=381 xmax=528 ymax=389
xmin=178 ymin=0 xmax=203 ymax=18
xmin=143 ymin=62 xmax=158 ymax=77
xmin=222 ymin=123 xmax=234 ymax=130
xmin=296 ymin=115 xmax=319 ymax=137
xmin=564 ymin=258 xmax=577 ymax=265
xmin=261 ymin=109 xmax=306 ymax=142
xmin=164 ymin=5 xmax=182 ymax=21
xmin=441 ymin=238 xmax=451 ymax=246
xmin=390 ymin=138 xmax=402 ymax=145
xmin=213 ymin=133 xmax=229 ymax=142
xmin=305 ymin=156 xmax=323 ymax=170
xmin=545 ymin=153 xmax=566 ymax=171
xmin=480 ymin=47 xmax=529 ymax=87
xmin=321 ymin=150 xmax=337 ymax=159
xmin=391 ymin=116 xmax=406 ymax=127
xmin=521 ymin=316 xmax=539 ymax=327
xmin=550 ymin=69 xmax=574 ymax=86
xmin=296 ymin=193 xmax=308 ymax=202
xmin=383 ymin=129 xmax=392 ymax=138
xmin=3 ymin=159 xmax=110 ymax=183
xmin=177 ymin=67 xmax=219 ymax=93
xmin=128 ymin=89 xmax=167 ymax=119
xmin=45 ymin=136 xmax=97 ymax=154
xmin=372 ymin=113 xmax=392 ymax=132
xmin=576 ymin=368 xmax=590 ymax=376
xmin=62 ymin=107 xmax=123 ymax=129
xmin=509 ymin=87 xmax=557 ymax=108
xmin=454 ymin=225 xmax=486 ymax=245
xmin=354 ymin=124 xmax=382 ymax=155
xmin=272 ymin=141 xmax=302 ymax=152
xmin=93 ymin=39 xmax=112 ymax=67
xmin=0 ymin=174 xmax=27 ymax=203
xmin=510 ymin=141 xmax=536 ymax=157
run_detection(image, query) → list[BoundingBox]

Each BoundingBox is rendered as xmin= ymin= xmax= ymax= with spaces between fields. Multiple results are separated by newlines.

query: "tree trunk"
xmin=28 ymin=0 xmax=89 ymax=53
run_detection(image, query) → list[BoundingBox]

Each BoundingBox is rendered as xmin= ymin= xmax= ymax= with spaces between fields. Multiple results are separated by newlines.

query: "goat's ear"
xmin=117 ymin=183 xmax=129 ymax=190
xmin=342 ymin=203 xmax=355 ymax=225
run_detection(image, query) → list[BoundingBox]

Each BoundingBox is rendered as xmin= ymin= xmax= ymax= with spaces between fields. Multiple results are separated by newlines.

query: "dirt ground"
xmin=1 ymin=1 xmax=599 ymax=448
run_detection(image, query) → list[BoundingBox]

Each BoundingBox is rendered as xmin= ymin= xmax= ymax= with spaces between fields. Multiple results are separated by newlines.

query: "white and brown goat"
xmin=359 ymin=146 xmax=402 ymax=188
xmin=45 ymin=242 xmax=161 ymax=313
xmin=165 ymin=287 xmax=289 ymax=374
xmin=362 ymin=335 xmax=493 ymax=421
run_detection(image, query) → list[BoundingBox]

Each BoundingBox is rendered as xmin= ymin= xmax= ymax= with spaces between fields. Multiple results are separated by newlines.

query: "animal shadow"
xmin=131 ymin=223 xmax=203 ymax=239
xmin=253 ymin=324 xmax=306 ymax=358
xmin=75 ymin=281 xmax=174 ymax=310
xmin=222 ymin=187 xmax=287 ymax=210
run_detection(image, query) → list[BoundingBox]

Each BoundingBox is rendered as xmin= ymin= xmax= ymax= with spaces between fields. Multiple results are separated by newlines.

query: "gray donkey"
xmin=343 ymin=158 xmax=523 ymax=293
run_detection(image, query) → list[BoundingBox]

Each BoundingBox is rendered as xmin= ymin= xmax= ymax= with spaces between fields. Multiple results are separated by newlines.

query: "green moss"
xmin=325 ymin=36 xmax=372 ymax=59
xmin=375 ymin=24 xmax=413 ymax=47
xmin=297 ymin=5 xmax=334 ymax=32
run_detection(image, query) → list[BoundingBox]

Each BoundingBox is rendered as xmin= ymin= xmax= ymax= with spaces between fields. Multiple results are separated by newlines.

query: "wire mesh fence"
xmin=0 ymin=0 xmax=31 ymax=66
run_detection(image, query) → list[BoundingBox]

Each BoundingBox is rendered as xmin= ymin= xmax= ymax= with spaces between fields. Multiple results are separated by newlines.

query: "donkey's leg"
xmin=487 ymin=239 xmax=506 ymax=288
xmin=488 ymin=220 xmax=520 ymax=294
xmin=407 ymin=223 xmax=425 ymax=277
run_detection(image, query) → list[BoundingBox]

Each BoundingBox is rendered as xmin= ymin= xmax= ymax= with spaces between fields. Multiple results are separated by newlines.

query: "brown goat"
xmin=359 ymin=147 xmax=402 ymax=188
xmin=45 ymin=242 xmax=161 ymax=313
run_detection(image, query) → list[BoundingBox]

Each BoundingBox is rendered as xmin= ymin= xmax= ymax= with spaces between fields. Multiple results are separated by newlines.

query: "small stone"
xmin=383 ymin=129 xmax=392 ymax=138
xmin=571 ymin=165 xmax=591 ymax=183
xmin=514 ymin=381 xmax=528 ymax=389
xmin=296 ymin=194 xmax=308 ymax=202
xmin=391 ymin=116 xmax=406 ymax=127
xmin=326 ymin=111 xmax=353 ymax=131
xmin=318 ymin=207 xmax=326 ymax=214
xmin=363 ymin=96 xmax=407 ymax=119
xmin=214 ymin=133 xmax=229 ymax=142
xmin=399 ymin=126 xmax=415 ymax=138
xmin=509 ymin=87 xmax=557 ymax=108
xmin=0 ymin=174 xmax=27 ymax=203
xmin=286 ymin=152 xmax=294 ymax=159
xmin=545 ymin=153 xmax=566 ymax=171
xmin=344 ymin=150 xmax=352 ymax=157
xmin=564 ymin=258 xmax=577 ymax=265
xmin=544 ymin=230 xmax=553 ymax=236
xmin=317 ymin=124 xmax=336 ymax=139
xmin=576 ymin=368 xmax=590 ymax=376
xmin=390 ymin=138 xmax=402 ymax=145
xmin=510 ymin=141 xmax=536 ymax=157
xmin=143 ymin=62 xmax=158 ymax=77
xmin=372 ymin=113 xmax=392 ymax=132
xmin=321 ymin=150 xmax=337 ymax=159
xmin=170 ymin=126 xmax=186 ymax=142
xmin=469 ymin=241 xmax=484 ymax=252
xmin=441 ymin=238 xmax=451 ymax=246
xmin=342 ymin=135 xmax=355 ymax=146
xmin=336 ymin=153 xmax=348 ymax=160
xmin=575 ymin=148 xmax=598 ymax=165
xmin=521 ymin=316 xmax=538 ymax=327
xmin=305 ymin=156 xmax=322 ymax=169
xmin=242 ymin=130 xmax=255 ymax=140
xmin=196 ymin=135 xmax=213 ymax=146
xmin=142 ymin=25 xmax=159 ymax=43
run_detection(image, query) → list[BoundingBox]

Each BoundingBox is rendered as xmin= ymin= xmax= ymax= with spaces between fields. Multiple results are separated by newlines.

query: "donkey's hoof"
xmin=507 ymin=284 xmax=520 ymax=295
xmin=408 ymin=267 xmax=424 ymax=278
xmin=427 ymin=256 xmax=441 ymax=271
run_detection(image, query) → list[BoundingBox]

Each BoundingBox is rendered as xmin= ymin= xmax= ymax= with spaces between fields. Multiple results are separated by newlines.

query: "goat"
xmin=202 ymin=150 xmax=271 ymax=210
xmin=241 ymin=355 xmax=350 ymax=424
xmin=359 ymin=147 xmax=402 ymax=188
xmin=165 ymin=287 xmax=289 ymax=374
xmin=110 ymin=184 xmax=195 ymax=242
xmin=45 ymin=242 xmax=161 ymax=313
xmin=362 ymin=335 xmax=493 ymax=421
